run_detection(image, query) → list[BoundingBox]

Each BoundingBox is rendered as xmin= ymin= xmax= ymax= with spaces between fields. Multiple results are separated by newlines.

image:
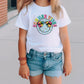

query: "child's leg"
xmin=43 ymin=52 xmax=63 ymax=84
xmin=26 ymin=49 xmax=44 ymax=84
xmin=45 ymin=76 xmax=62 ymax=84
xmin=29 ymin=74 xmax=43 ymax=84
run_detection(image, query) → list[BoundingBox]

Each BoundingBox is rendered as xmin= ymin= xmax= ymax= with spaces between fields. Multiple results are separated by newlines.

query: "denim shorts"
xmin=26 ymin=48 xmax=63 ymax=78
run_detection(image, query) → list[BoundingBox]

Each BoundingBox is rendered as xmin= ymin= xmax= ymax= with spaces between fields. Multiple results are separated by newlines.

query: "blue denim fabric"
xmin=26 ymin=48 xmax=63 ymax=78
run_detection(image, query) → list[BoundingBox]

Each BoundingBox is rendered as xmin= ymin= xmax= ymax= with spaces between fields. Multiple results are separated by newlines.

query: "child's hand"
xmin=63 ymin=60 xmax=72 ymax=76
xmin=19 ymin=63 xmax=30 ymax=80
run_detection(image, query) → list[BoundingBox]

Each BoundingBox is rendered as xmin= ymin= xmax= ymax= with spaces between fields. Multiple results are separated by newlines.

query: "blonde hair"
xmin=17 ymin=0 xmax=63 ymax=19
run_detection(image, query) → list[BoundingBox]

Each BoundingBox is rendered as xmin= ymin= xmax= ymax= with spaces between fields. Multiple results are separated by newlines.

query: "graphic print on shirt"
xmin=33 ymin=14 xmax=57 ymax=35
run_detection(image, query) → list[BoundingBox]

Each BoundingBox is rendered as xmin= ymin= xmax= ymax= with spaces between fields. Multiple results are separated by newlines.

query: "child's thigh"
xmin=45 ymin=75 xmax=62 ymax=84
xmin=29 ymin=73 xmax=43 ymax=84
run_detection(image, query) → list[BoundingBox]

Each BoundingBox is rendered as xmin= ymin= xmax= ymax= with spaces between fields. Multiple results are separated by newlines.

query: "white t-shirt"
xmin=15 ymin=1 xmax=71 ymax=53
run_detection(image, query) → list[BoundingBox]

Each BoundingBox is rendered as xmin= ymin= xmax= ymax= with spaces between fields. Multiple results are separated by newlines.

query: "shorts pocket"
xmin=52 ymin=52 xmax=62 ymax=63
xmin=26 ymin=53 xmax=33 ymax=60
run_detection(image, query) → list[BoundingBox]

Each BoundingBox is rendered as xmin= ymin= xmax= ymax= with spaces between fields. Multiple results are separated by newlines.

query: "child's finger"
xmin=65 ymin=73 xmax=67 ymax=76
xmin=68 ymin=71 xmax=71 ymax=75
xmin=65 ymin=72 xmax=68 ymax=76
xmin=68 ymin=73 xmax=70 ymax=76
xmin=25 ymin=74 xmax=28 ymax=79
xmin=63 ymin=68 xmax=65 ymax=73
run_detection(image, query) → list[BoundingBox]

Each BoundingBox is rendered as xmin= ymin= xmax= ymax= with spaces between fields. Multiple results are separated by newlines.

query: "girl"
xmin=15 ymin=0 xmax=72 ymax=84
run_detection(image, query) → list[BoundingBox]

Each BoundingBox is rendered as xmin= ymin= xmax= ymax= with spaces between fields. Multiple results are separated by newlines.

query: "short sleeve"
xmin=15 ymin=6 xmax=29 ymax=30
xmin=59 ymin=5 xmax=71 ymax=28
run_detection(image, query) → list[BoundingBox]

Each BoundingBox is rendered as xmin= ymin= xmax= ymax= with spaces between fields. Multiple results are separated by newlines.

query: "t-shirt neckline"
xmin=33 ymin=1 xmax=51 ymax=8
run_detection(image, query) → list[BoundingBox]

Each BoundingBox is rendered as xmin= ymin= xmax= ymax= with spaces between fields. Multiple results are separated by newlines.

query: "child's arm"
xmin=14 ymin=6 xmax=30 ymax=79
xmin=18 ymin=28 xmax=29 ymax=80
xmin=59 ymin=26 xmax=72 ymax=76
xmin=18 ymin=28 xmax=27 ymax=65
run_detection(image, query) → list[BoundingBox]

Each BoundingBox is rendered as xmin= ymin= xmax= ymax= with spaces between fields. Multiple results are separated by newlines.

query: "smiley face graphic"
xmin=33 ymin=14 xmax=57 ymax=35
xmin=37 ymin=19 xmax=53 ymax=35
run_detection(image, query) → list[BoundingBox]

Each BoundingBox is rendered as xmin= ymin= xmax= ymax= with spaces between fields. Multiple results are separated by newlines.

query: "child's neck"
xmin=35 ymin=0 xmax=50 ymax=7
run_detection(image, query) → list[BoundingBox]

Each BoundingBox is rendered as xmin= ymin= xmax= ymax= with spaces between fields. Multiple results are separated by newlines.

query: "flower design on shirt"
xmin=33 ymin=14 xmax=57 ymax=35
